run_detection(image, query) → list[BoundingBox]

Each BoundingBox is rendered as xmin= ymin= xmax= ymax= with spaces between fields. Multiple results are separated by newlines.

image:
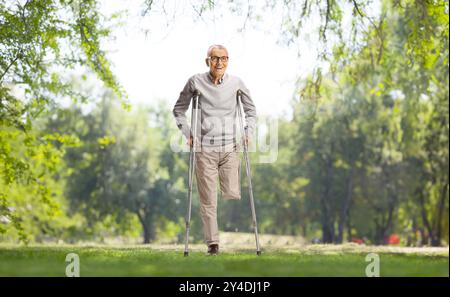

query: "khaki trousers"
xmin=195 ymin=143 xmax=241 ymax=246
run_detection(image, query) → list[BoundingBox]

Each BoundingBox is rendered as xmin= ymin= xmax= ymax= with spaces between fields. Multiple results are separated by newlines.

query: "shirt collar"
xmin=208 ymin=71 xmax=226 ymax=85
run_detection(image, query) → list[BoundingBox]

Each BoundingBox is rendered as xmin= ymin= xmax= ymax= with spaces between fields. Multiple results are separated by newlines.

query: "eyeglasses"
xmin=209 ymin=56 xmax=229 ymax=63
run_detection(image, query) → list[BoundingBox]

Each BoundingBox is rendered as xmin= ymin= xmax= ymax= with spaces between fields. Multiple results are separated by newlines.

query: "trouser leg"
xmin=195 ymin=151 xmax=220 ymax=246
xmin=219 ymin=143 xmax=241 ymax=200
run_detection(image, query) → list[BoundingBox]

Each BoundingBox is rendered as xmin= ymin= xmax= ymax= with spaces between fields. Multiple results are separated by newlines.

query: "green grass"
xmin=0 ymin=245 xmax=448 ymax=277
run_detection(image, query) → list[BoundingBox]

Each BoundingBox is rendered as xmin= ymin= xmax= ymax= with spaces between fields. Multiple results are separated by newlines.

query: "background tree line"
xmin=1 ymin=0 xmax=448 ymax=246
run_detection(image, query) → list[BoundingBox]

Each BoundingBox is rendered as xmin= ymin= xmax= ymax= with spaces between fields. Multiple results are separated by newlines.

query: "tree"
xmin=1 ymin=0 xmax=127 ymax=241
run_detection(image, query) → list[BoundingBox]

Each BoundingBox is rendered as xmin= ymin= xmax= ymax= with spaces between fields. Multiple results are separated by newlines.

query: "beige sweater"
xmin=173 ymin=72 xmax=257 ymax=148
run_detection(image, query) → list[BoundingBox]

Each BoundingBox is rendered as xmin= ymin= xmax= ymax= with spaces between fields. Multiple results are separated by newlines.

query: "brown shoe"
xmin=207 ymin=244 xmax=219 ymax=255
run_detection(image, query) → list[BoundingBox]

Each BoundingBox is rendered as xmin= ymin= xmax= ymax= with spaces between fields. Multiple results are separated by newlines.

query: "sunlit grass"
xmin=0 ymin=244 xmax=447 ymax=276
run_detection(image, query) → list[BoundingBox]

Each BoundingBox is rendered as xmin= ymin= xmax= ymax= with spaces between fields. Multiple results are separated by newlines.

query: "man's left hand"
xmin=243 ymin=136 xmax=250 ymax=146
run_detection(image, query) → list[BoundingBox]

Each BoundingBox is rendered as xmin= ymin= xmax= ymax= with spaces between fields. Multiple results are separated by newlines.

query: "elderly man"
xmin=173 ymin=44 xmax=257 ymax=255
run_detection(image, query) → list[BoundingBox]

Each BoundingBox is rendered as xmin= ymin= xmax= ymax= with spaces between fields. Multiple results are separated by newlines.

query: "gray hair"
xmin=206 ymin=44 xmax=228 ymax=57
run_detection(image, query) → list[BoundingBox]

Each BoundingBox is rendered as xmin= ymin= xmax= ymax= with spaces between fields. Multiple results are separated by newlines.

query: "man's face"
xmin=206 ymin=48 xmax=229 ymax=78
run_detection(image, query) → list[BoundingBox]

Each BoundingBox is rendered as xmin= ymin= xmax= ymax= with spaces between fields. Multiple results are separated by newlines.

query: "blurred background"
xmin=1 ymin=0 xmax=448 ymax=248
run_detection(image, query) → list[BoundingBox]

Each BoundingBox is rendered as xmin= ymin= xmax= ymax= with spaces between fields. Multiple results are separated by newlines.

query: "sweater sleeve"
xmin=239 ymin=79 xmax=257 ymax=139
xmin=173 ymin=76 xmax=195 ymax=139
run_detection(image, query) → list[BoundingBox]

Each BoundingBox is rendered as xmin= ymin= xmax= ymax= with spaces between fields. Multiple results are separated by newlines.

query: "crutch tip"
xmin=256 ymin=251 xmax=261 ymax=256
xmin=184 ymin=251 xmax=189 ymax=257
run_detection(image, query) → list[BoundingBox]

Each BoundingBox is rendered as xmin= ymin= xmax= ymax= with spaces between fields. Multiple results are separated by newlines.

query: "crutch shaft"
xmin=184 ymin=92 xmax=200 ymax=256
xmin=237 ymin=90 xmax=261 ymax=255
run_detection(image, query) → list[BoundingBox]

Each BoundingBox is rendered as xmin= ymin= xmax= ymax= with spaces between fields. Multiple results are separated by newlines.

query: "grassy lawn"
xmin=0 ymin=244 xmax=448 ymax=277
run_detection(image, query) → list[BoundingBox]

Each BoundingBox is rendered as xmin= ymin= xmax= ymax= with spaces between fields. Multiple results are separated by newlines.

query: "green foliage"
xmin=282 ymin=0 xmax=449 ymax=245
xmin=46 ymin=96 xmax=189 ymax=244
xmin=1 ymin=0 xmax=127 ymax=242
xmin=1 ymin=0 xmax=447 ymax=246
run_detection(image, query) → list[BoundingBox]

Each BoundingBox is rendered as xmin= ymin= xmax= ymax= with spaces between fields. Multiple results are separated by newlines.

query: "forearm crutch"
xmin=236 ymin=90 xmax=262 ymax=256
xmin=184 ymin=91 xmax=200 ymax=257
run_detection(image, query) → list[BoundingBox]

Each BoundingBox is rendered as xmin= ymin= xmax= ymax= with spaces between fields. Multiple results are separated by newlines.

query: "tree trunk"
xmin=418 ymin=188 xmax=433 ymax=246
xmin=372 ymin=163 xmax=397 ymax=245
xmin=137 ymin=210 xmax=156 ymax=244
xmin=143 ymin=223 xmax=151 ymax=244
xmin=374 ymin=201 xmax=394 ymax=245
xmin=320 ymin=155 xmax=335 ymax=243
xmin=302 ymin=222 xmax=308 ymax=238
xmin=337 ymin=163 xmax=354 ymax=243
xmin=374 ymin=218 xmax=384 ymax=245
xmin=346 ymin=211 xmax=352 ymax=243
xmin=431 ymin=181 xmax=449 ymax=246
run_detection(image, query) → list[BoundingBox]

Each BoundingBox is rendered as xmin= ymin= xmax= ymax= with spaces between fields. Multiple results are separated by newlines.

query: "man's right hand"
xmin=188 ymin=136 xmax=193 ymax=148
